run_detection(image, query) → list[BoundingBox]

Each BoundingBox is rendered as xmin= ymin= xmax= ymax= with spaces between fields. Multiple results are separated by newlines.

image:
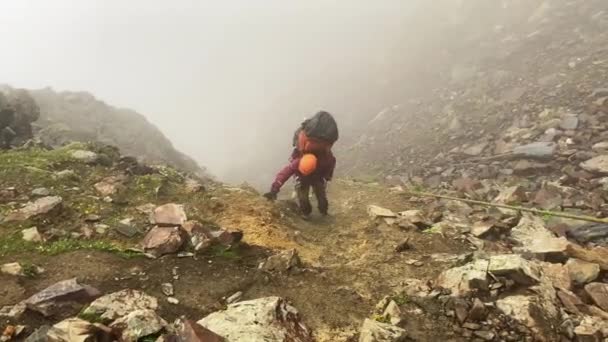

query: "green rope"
xmin=403 ymin=190 xmax=608 ymax=225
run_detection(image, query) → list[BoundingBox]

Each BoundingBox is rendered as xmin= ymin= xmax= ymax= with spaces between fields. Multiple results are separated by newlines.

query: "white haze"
xmin=0 ymin=0 xmax=440 ymax=187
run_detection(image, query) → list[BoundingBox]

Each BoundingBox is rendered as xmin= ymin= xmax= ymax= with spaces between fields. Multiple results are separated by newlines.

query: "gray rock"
xmin=31 ymin=187 xmax=50 ymax=197
xmin=24 ymin=278 xmax=100 ymax=317
xmin=513 ymin=142 xmax=556 ymax=159
xmin=358 ymin=319 xmax=407 ymax=342
xmin=70 ymin=150 xmax=98 ymax=163
xmin=115 ymin=218 xmax=140 ymax=237
xmin=24 ymin=325 xmax=50 ymax=342
xmin=53 ymin=170 xmax=78 ymax=181
xmin=566 ymin=223 xmax=608 ymax=245
xmin=566 ymin=259 xmax=600 ymax=285
xmin=141 ymin=226 xmax=186 ymax=256
xmin=4 ymin=196 xmax=62 ymax=222
xmin=581 ymin=155 xmax=608 ymax=175
xmin=584 ymin=283 xmax=608 ymax=311
xmin=82 ymin=289 xmax=158 ymax=321
xmin=198 ymin=297 xmax=312 ymax=342
xmin=259 ymin=249 xmax=301 ymax=273
xmin=109 ymin=309 xmax=167 ymax=341
xmin=559 ymin=114 xmax=579 ymax=130
xmin=152 ymin=203 xmax=187 ymax=226
xmin=487 ymin=254 xmax=540 ymax=285
xmin=435 ymin=259 xmax=489 ymax=296
xmin=22 ymin=227 xmax=42 ymax=242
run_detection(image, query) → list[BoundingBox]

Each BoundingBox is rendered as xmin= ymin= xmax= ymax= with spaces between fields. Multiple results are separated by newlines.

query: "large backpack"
xmin=292 ymin=111 xmax=339 ymax=154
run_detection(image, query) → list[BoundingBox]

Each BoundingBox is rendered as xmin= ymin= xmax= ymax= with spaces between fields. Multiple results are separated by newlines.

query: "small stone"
xmin=468 ymin=298 xmax=487 ymax=321
xmin=161 ymin=283 xmax=174 ymax=296
xmin=566 ymin=258 xmax=600 ymax=285
xmin=21 ymin=227 xmax=42 ymax=242
xmin=226 ymin=291 xmax=243 ymax=304
xmin=368 ymin=205 xmax=397 ymax=219
xmin=560 ymin=114 xmax=579 ymax=130
xmin=167 ymin=297 xmax=180 ymax=305
xmin=31 ymin=187 xmax=50 ymax=196
xmin=115 ymin=218 xmax=140 ymax=237
xmin=259 ymin=249 xmax=301 ymax=272
xmin=474 ymin=330 xmax=496 ymax=341
xmin=94 ymin=224 xmax=109 ymax=235
xmin=70 ymin=150 xmax=98 ymax=163
xmin=581 ymin=155 xmax=608 ymax=175
xmin=462 ymin=322 xmax=481 ymax=330
xmin=84 ymin=214 xmax=101 ymax=222
xmin=383 ymin=300 xmax=402 ymax=325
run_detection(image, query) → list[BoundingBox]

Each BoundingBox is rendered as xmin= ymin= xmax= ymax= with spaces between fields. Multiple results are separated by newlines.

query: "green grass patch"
xmin=372 ymin=313 xmax=391 ymax=324
xmin=392 ymin=293 xmax=409 ymax=305
xmin=423 ymin=225 xmax=443 ymax=234
xmin=209 ymin=245 xmax=240 ymax=260
xmin=0 ymin=232 xmax=141 ymax=258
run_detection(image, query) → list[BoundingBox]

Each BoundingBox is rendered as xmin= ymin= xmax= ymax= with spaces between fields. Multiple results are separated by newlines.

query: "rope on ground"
xmin=402 ymin=190 xmax=608 ymax=225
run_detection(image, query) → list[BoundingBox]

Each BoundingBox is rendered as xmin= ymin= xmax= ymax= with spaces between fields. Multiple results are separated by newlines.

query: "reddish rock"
xmin=141 ymin=226 xmax=186 ymax=256
xmin=585 ymin=283 xmax=608 ymax=311
xmin=152 ymin=203 xmax=187 ymax=226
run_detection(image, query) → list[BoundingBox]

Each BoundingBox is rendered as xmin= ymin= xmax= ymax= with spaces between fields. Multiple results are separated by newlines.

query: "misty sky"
xmin=0 ymin=0 xmax=419 ymax=183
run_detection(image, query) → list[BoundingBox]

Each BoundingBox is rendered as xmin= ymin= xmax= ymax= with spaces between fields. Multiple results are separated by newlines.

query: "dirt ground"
xmin=1 ymin=179 xmax=471 ymax=341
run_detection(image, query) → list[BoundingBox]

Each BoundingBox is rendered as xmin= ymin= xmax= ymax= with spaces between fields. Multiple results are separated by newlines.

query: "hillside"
xmin=2 ymin=86 xmax=207 ymax=178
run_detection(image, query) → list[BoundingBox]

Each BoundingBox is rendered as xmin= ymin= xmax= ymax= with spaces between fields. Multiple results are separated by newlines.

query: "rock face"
xmin=4 ymin=196 xmax=62 ymax=222
xmin=197 ymin=297 xmax=312 ymax=342
xmin=27 ymin=87 xmax=206 ymax=177
xmin=152 ymin=203 xmax=187 ymax=226
xmin=581 ymin=155 xmax=608 ymax=175
xmin=24 ymin=278 xmax=100 ymax=317
xmin=358 ymin=319 xmax=407 ymax=342
xmin=82 ymin=289 xmax=158 ymax=321
xmin=141 ymin=226 xmax=186 ymax=256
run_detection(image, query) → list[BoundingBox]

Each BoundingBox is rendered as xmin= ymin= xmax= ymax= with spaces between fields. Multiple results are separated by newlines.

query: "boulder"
xmin=141 ymin=226 xmax=186 ymax=256
xmin=581 ymin=155 xmax=608 ymax=175
xmin=81 ymin=289 xmax=158 ymax=321
xmin=585 ymin=283 xmax=608 ymax=311
xmin=21 ymin=227 xmax=42 ymax=242
xmin=70 ymin=150 xmax=98 ymax=163
xmin=4 ymin=196 xmax=62 ymax=222
xmin=24 ymin=278 xmax=100 ymax=317
xmin=487 ymin=254 xmax=540 ymax=285
xmin=566 ymin=259 xmax=600 ymax=285
xmin=151 ymin=203 xmax=187 ymax=226
xmin=109 ymin=309 xmax=167 ymax=341
xmin=259 ymin=249 xmax=301 ymax=273
xmin=510 ymin=214 xmax=570 ymax=258
xmin=358 ymin=319 xmax=407 ymax=342
xmin=197 ymin=297 xmax=312 ymax=342
xmin=435 ymin=259 xmax=489 ymax=296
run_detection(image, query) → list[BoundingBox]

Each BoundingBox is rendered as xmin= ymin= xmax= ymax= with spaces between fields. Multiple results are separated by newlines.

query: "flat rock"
xmin=566 ymin=259 xmax=600 ymax=285
xmin=198 ymin=296 xmax=312 ymax=342
xmin=46 ymin=318 xmax=103 ymax=342
xmin=557 ymin=290 xmax=585 ymax=315
xmin=21 ymin=227 xmax=42 ymax=242
xmin=152 ymin=203 xmax=187 ymax=226
xmin=260 ymin=249 xmax=301 ymax=272
xmin=510 ymin=214 xmax=570 ymax=257
xmin=513 ymin=142 xmax=556 ymax=159
xmin=435 ymin=259 xmax=489 ymax=296
xmin=487 ymin=254 xmax=540 ymax=285
xmin=592 ymin=142 xmax=608 ymax=153
xmin=368 ymin=205 xmax=397 ymax=219
xmin=358 ymin=319 xmax=407 ymax=342
xmin=109 ymin=309 xmax=167 ymax=341
xmin=471 ymin=221 xmax=496 ymax=238
xmin=494 ymin=185 xmax=527 ymax=204
xmin=4 ymin=196 xmax=62 ymax=222
xmin=560 ymin=114 xmax=579 ymax=130
xmin=581 ymin=155 xmax=608 ymax=175
xmin=24 ymin=278 xmax=100 ymax=317
xmin=70 ymin=150 xmax=98 ymax=163
xmin=82 ymin=289 xmax=158 ymax=321
xmin=141 ymin=226 xmax=186 ymax=256
xmin=585 ymin=283 xmax=608 ymax=311
xmin=31 ymin=188 xmax=50 ymax=197
xmin=463 ymin=142 xmax=488 ymax=156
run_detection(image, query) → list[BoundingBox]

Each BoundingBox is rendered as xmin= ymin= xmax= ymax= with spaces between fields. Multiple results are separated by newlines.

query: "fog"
xmin=0 ymin=0 xmax=503 ymax=187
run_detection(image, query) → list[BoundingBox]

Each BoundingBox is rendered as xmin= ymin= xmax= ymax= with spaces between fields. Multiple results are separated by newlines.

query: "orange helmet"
xmin=298 ymin=153 xmax=318 ymax=176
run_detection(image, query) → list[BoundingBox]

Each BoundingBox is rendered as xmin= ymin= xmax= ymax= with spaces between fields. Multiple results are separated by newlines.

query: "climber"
xmin=264 ymin=151 xmax=336 ymax=217
xmin=264 ymin=111 xmax=338 ymax=217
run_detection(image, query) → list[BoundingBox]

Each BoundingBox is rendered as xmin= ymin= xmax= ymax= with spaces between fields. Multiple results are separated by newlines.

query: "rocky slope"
xmin=0 ymin=85 xmax=207 ymax=178
xmin=339 ymin=0 xmax=608 ymax=182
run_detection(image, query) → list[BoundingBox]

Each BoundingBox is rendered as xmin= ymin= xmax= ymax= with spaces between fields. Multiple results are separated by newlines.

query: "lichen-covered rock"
xmin=82 ymin=289 xmax=158 ymax=321
xmin=198 ymin=297 xmax=312 ymax=342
